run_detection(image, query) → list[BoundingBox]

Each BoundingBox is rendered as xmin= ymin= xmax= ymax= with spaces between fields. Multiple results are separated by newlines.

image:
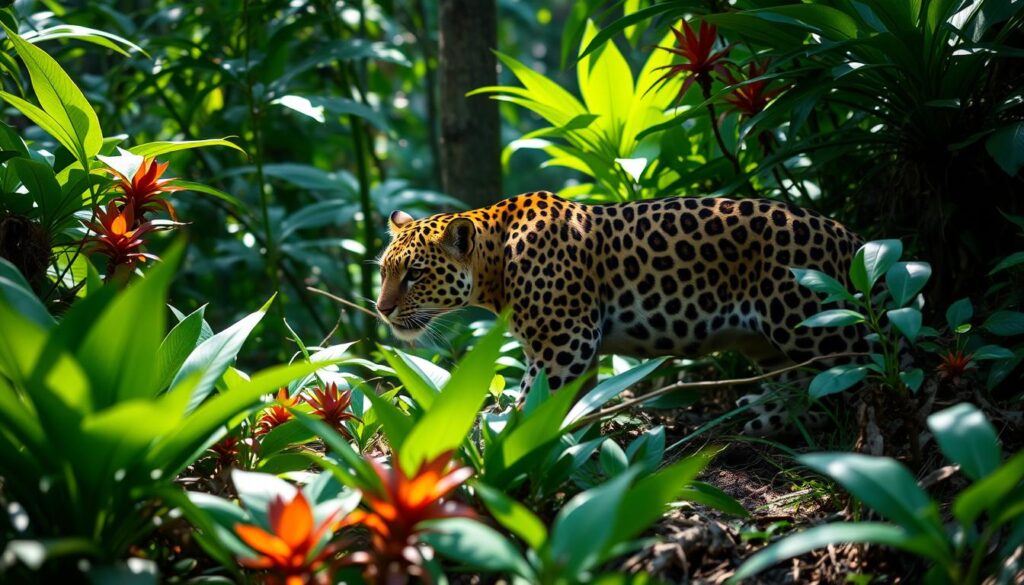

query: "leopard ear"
xmin=441 ymin=217 xmax=475 ymax=259
xmin=389 ymin=210 xmax=414 ymax=232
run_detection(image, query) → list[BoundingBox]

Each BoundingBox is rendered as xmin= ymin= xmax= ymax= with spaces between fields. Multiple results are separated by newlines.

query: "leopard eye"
xmin=405 ymin=267 xmax=424 ymax=282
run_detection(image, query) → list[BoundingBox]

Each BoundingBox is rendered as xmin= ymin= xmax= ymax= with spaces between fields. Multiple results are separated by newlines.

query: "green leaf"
xmin=611 ymin=454 xmax=711 ymax=544
xmin=600 ymin=440 xmax=629 ymax=476
xmin=564 ymin=357 xmax=666 ymax=426
xmin=899 ymin=369 xmax=924 ymax=393
xmin=420 ymin=518 xmax=535 ymax=579
xmin=986 ymin=122 xmax=1024 ymax=176
xmin=729 ymin=523 xmax=937 ymax=583
xmin=1 ymin=24 xmax=102 ymax=162
xmin=170 ymin=180 xmax=243 ymax=209
xmin=129 ymin=138 xmax=246 ymax=158
xmin=887 ymin=308 xmax=922 ymax=342
xmin=982 ymin=311 xmax=1024 ymax=336
xmin=798 ymin=453 xmax=947 ymax=548
xmin=23 ymin=24 xmax=146 ymax=57
xmin=155 ymin=305 xmax=206 ymax=391
xmin=0 ymin=258 xmax=54 ymax=328
xmin=258 ymin=419 xmax=316 ymax=457
xmin=946 ymin=298 xmax=973 ymax=329
xmin=885 ymin=262 xmax=931 ymax=307
xmin=361 ymin=388 xmax=414 ymax=449
xmin=850 ymin=240 xmax=903 ymax=295
xmin=475 ymin=483 xmax=547 ymax=550
xmin=809 ymin=365 xmax=867 ymax=398
xmin=971 ymin=345 xmax=1015 ymax=360
xmin=379 ymin=347 xmax=439 ymax=409
xmin=927 ymin=403 xmax=1001 ymax=481
xmin=172 ymin=295 xmax=274 ymax=413
xmin=550 ymin=469 xmax=638 ymax=577
xmin=273 ymin=95 xmax=389 ymax=132
xmin=577 ymin=20 xmax=634 ymax=151
xmin=399 ymin=323 xmax=505 ymax=475
xmin=799 ymin=309 xmax=866 ymax=328
xmin=791 ymin=268 xmax=855 ymax=303
xmin=954 ymin=451 xmax=1024 ymax=526
xmin=9 ymin=157 xmax=66 ymax=229
xmin=77 ymin=242 xmax=182 ymax=408
xmin=990 ymin=251 xmax=1024 ymax=275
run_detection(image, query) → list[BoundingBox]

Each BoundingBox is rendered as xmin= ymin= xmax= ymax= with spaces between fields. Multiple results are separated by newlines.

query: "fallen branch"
xmin=573 ymin=352 xmax=869 ymax=429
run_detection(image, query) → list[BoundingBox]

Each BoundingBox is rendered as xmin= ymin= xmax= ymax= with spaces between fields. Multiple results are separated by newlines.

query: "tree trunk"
xmin=438 ymin=0 xmax=502 ymax=209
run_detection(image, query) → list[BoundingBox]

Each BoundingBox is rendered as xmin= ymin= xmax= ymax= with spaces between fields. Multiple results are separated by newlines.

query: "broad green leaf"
xmin=887 ymin=308 xmax=922 ymax=342
xmin=850 ymin=240 xmax=903 ymax=294
xmin=799 ymin=453 xmax=947 ymax=548
xmin=946 ymin=298 xmax=973 ymax=329
xmin=475 ymin=483 xmax=547 ymax=550
xmin=982 ymin=311 xmax=1024 ymax=336
xmin=493 ymin=51 xmax=587 ymax=127
xmin=258 ymin=419 xmax=316 ymax=457
xmin=986 ymin=122 xmax=1024 ymax=176
xmin=550 ymin=469 xmax=638 ymax=576
xmin=899 ymin=368 xmax=924 ymax=393
xmin=611 ymin=454 xmax=710 ymax=544
xmin=577 ymin=20 xmax=633 ymax=153
xmin=0 ymin=91 xmax=78 ymax=161
xmin=954 ymin=451 xmax=1024 ymax=526
xmin=599 ymin=439 xmax=629 ymax=476
xmin=885 ymin=262 xmax=931 ymax=307
xmin=24 ymin=24 xmax=146 ymax=57
xmin=625 ymin=425 xmax=665 ymax=475
xmin=9 ymin=157 xmax=66 ymax=229
xmin=989 ymin=251 xmax=1024 ymax=275
xmin=800 ymin=309 xmax=866 ymax=328
xmin=565 ymin=357 xmax=666 ymax=426
xmin=273 ymin=95 xmax=389 ymax=132
xmin=170 ymin=180 xmax=243 ymax=208
xmin=129 ymin=138 xmax=246 ymax=158
xmin=379 ymin=347 xmax=439 ymax=409
xmin=791 ymin=268 xmax=855 ymax=303
xmin=729 ymin=523 xmax=938 ymax=583
xmin=971 ymin=345 xmax=1015 ymax=360
xmin=927 ymin=403 xmax=1001 ymax=481
xmin=77 ymin=242 xmax=182 ymax=408
xmin=420 ymin=518 xmax=535 ymax=579
xmin=0 ymin=258 xmax=54 ymax=328
xmin=1 ymin=25 xmax=102 ymax=161
xmin=399 ymin=323 xmax=506 ymax=475
xmin=173 ymin=295 xmax=274 ymax=413
xmin=155 ymin=305 xmax=206 ymax=391
xmin=291 ymin=411 xmax=383 ymax=495
xmin=809 ymin=365 xmax=867 ymax=398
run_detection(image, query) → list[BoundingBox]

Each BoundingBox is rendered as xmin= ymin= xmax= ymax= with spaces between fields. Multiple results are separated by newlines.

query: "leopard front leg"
xmin=515 ymin=323 xmax=602 ymax=403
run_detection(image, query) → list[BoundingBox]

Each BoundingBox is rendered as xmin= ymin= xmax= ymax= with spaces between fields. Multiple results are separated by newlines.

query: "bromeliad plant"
xmin=793 ymin=239 xmax=931 ymax=398
xmin=731 ymin=403 xmax=1024 ymax=584
xmin=0 ymin=245 xmax=337 ymax=579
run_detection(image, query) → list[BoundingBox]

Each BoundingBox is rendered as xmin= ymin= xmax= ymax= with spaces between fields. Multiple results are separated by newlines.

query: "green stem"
xmin=243 ymin=0 xmax=285 ymax=334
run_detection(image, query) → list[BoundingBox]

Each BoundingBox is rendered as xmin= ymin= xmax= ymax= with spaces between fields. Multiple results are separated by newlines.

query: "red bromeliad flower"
xmin=233 ymin=490 xmax=342 ymax=585
xmin=257 ymin=388 xmax=300 ymax=436
xmin=82 ymin=201 xmax=160 ymax=271
xmin=341 ymin=451 xmax=475 ymax=579
xmin=105 ymin=156 xmax=185 ymax=221
xmin=720 ymin=60 xmax=786 ymax=119
xmin=938 ymin=350 xmax=975 ymax=379
xmin=652 ymin=20 xmax=731 ymax=99
xmin=210 ymin=435 xmax=241 ymax=467
xmin=305 ymin=382 xmax=359 ymax=439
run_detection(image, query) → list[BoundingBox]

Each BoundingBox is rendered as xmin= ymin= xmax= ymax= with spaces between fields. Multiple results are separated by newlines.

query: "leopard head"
xmin=375 ymin=210 xmax=476 ymax=340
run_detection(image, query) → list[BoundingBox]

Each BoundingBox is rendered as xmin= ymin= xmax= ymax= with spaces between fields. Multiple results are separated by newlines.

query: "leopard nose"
xmin=377 ymin=302 xmax=396 ymax=318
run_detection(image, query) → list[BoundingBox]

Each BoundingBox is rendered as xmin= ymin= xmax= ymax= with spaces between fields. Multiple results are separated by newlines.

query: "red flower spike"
xmin=257 ymin=388 xmax=300 ymax=436
xmin=82 ymin=201 xmax=162 ymax=271
xmin=720 ymin=60 xmax=787 ymax=119
xmin=210 ymin=435 xmax=241 ymax=467
xmin=305 ymin=382 xmax=359 ymax=439
xmin=340 ymin=451 xmax=475 ymax=578
xmin=233 ymin=490 xmax=341 ymax=584
xmin=938 ymin=350 xmax=975 ymax=380
xmin=104 ymin=156 xmax=185 ymax=221
xmin=651 ymin=20 xmax=732 ymax=100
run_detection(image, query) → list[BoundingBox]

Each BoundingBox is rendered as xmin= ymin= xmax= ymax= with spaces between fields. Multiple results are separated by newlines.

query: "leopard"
xmin=375 ymin=191 xmax=867 ymax=434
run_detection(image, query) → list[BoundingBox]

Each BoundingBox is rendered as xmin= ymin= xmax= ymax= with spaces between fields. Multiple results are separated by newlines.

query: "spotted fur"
xmin=376 ymin=192 xmax=866 ymax=432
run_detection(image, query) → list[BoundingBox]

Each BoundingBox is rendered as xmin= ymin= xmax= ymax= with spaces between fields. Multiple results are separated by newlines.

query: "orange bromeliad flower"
xmin=652 ymin=20 xmax=731 ymax=99
xmin=341 ymin=451 xmax=475 ymax=578
xmin=257 ymin=388 xmax=300 ymax=436
xmin=105 ymin=155 xmax=185 ymax=221
xmin=305 ymin=382 xmax=359 ymax=439
xmin=82 ymin=201 xmax=160 ymax=271
xmin=234 ymin=490 xmax=341 ymax=585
